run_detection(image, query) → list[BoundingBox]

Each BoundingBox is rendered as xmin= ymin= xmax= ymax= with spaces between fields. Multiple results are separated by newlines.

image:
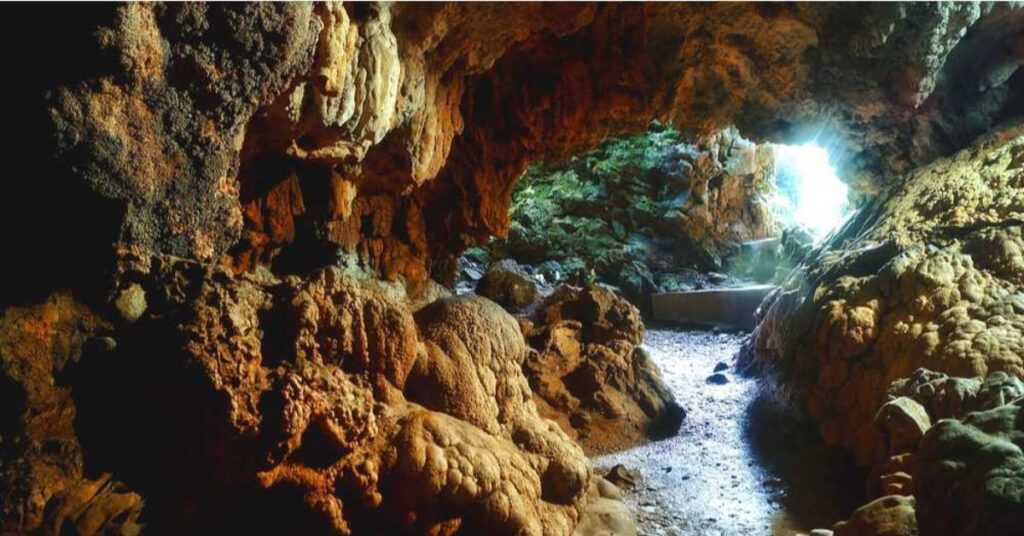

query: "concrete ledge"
xmin=651 ymin=285 xmax=776 ymax=331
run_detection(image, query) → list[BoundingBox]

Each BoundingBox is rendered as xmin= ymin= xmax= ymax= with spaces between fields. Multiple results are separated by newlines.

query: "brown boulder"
xmin=524 ymin=285 xmax=684 ymax=453
xmin=476 ymin=259 xmax=541 ymax=311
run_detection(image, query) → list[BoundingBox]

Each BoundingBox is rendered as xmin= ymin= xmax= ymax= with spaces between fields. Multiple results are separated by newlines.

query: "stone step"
xmin=651 ymin=285 xmax=776 ymax=330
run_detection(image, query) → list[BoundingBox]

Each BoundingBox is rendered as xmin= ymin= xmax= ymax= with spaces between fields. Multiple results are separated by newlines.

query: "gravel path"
xmin=593 ymin=328 xmax=863 ymax=535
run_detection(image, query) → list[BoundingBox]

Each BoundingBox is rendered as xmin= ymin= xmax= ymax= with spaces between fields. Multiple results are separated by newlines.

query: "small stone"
xmin=595 ymin=477 xmax=623 ymax=500
xmin=708 ymin=272 xmax=729 ymax=284
xmin=605 ymin=464 xmax=641 ymax=489
xmin=707 ymin=372 xmax=729 ymax=385
xmin=874 ymin=396 xmax=930 ymax=453
xmin=713 ymin=361 xmax=729 ymax=373
xmin=114 ymin=284 xmax=147 ymax=323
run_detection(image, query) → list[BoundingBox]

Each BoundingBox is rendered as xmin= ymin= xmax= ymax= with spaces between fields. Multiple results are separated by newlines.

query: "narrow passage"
xmin=593 ymin=328 xmax=863 ymax=535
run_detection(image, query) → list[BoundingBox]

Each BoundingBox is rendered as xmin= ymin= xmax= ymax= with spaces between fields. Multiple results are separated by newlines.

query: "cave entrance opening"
xmin=770 ymin=142 xmax=850 ymax=244
xmin=457 ymin=126 xmax=863 ymax=533
xmin=461 ymin=124 xmax=853 ymax=325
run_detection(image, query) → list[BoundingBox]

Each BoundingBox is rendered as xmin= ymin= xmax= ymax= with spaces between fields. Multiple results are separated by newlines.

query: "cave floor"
xmin=592 ymin=328 xmax=864 ymax=535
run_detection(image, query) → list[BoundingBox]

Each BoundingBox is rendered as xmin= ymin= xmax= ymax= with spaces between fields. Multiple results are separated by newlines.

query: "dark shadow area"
xmin=743 ymin=389 xmax=866 ymax=530
xmin=69 ymin=320 xmax=266 ymax=534
xmin=0 ymin=4 xmax=123 ymax=306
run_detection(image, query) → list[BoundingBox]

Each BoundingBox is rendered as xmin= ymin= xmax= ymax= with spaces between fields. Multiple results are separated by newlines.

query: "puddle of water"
xmin=592 ymin=328 xmax=863 ymax=535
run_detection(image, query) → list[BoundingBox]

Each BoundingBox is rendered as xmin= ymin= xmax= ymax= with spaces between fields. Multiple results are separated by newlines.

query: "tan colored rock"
xmin=750 ymin=123 xmax=1024 ymax=465
xmin=573 ymin=477 xmax=638 ymax=536
xmin=40 ymin=474 xmax=143 ymax=536
xmin=832 ymin=495 xmax=918 ymax=536
xmin=524 ymin=285 xmax=683 ymax=453
xmin=0 ymin=294 xmax=126 ymax=533
xmin=874 ymin=397 xmax=931 ymax=455
xmin=12 ymin=260 xmax=600 ymax=534
xmin=672 ymin=128 xmax=780 ymax=257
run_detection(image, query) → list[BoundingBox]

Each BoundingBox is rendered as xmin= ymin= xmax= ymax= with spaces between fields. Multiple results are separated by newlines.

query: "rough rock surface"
xmin=475 ymin=259 xmax=540 ymax=312
xmin=2 ymin=261 xmax=632 ymax=534
xmin=3 ymin=2 xmax=1024 ymax=535
xmin=832 ymin=495 xmax=918 ymax=536
xmin=806 ymin=368 xmax=1024 ymax=535
xmin=6 ymin=3 xmax=1023 ymax=300
xmin=915 ymin=399 xmax=1024 ymax=536
xmin=749 ymin=122 xmax=1024 ymax=465
xmin=0 ymin=296 xmax=142 ymax=534
xmin=669 ymin=128 xmax=779 ymax=259
xmin=869 ymin=368 xmax=1024 ymax=536
xmin=523 ymin=285 xmax=684 ymax=453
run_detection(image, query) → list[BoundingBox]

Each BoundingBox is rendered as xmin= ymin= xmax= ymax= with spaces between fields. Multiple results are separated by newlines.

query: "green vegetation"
xmin=486 ymin=123 xmax=701 ymax=298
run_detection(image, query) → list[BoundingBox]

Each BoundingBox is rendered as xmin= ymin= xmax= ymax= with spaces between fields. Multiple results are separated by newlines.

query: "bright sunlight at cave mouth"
xmin=772 ymin=143 xmax=850 ymax=243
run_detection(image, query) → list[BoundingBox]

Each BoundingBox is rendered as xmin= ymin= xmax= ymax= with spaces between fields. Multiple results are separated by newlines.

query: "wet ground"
xmin=593 ymin=328 xmax=864 ymax=535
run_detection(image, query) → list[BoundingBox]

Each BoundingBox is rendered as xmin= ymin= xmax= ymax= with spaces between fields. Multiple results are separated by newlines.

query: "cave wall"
xmin=5 ymin=2 xmax=1022 ymax=302
xmin=2 ymin=2 xmax=1024 ymax=534
xmin=748 ymin=121 xmax=1024 ymax=466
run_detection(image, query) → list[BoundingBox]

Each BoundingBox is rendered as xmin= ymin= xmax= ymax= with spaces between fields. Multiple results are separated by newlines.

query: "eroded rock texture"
xmin=749 ymin=122 xmax=1024 ymax=466
xmin=3 ymin=2 xmax=1024 ymax=534
xmin=818 ymin=367 xmax=1024 ymax=536
xmin=0 ymin=296 xmax=142 ymax=535
xmin=1 ymin=261 xmax=606 ymax=534
xmin=7 ymin=2 xmax=1022 ymax=300
xmin=523 ymin=286 xmax=684 ymax=453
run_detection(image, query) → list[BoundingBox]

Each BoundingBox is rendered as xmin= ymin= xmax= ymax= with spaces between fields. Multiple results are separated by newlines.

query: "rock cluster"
xmin=812 ymin=367 xmax=1024 ymax=536
xmin=523 ymin=285 xmax=685 ymax=453
xmin=1 ymin=261 xmax=641 ymax=534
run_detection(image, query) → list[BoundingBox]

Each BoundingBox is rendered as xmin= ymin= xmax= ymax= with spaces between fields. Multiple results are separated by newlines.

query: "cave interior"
xmin=2 ymin=2 xmax=1024 ymax=536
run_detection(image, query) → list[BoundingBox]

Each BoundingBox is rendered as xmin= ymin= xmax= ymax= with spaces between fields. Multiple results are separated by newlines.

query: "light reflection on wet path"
xmin=593 ymin=328 xmax=863 ymax=535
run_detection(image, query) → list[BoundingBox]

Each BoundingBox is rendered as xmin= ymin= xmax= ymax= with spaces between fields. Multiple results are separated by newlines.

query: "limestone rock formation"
xmin=3 ymin=2 xmax=1024 ymax=535
xmin=810 ymin=367 xmax=1024 ymax=536
xmin=916 ymin=399 xmax=1024 ymax=536
xmin=2 ymin=261 xmax=625 ymax=534
xmin=669 ymin=128 xmax=779 ymax=258
xmin=6 ymin=3 xmax=1021 ymax=301
xmin=0 ymin=296 xmax=145 ymax=535
xmin=832 ymin=495 xmax=918 ymax=536
xmin=749 ymin=122 xmax=1024 ymax=465
xmin=871 ymin=368 xmax=1024 ymax=536
xmin=523 ymin=285 xmax=684 ymax=453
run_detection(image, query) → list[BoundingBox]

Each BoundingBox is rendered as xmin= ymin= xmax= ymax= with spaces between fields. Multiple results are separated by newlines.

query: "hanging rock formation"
xmin=6 ymin=2 xmax=1022 ymax=300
